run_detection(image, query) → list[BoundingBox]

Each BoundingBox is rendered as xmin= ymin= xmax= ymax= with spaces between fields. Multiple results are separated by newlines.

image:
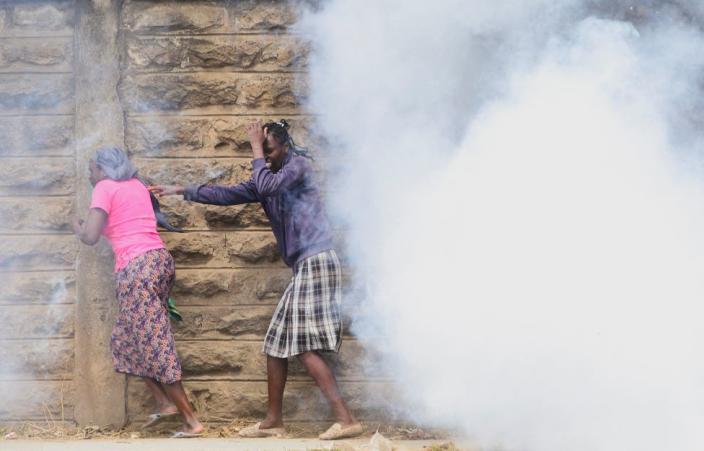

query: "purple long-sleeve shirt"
xmin=184 ymin=153 xmax=333 ymax=268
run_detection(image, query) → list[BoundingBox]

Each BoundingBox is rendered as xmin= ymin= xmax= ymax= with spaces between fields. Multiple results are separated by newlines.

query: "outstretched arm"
xmin=150 ymin=181 xmax=260 ymax=205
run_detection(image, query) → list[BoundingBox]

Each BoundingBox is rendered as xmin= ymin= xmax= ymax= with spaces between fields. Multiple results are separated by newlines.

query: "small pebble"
xmin=4 ymin=432 xmax=18 ymax=440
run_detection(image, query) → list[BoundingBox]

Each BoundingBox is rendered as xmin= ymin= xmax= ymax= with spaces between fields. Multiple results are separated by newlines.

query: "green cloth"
xmin=167 ymin=297 xmax=182 ymax=322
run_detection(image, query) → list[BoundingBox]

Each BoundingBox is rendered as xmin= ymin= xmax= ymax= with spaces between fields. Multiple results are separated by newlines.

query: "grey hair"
xmin=92 ymin=146 xmax=137 ymax=181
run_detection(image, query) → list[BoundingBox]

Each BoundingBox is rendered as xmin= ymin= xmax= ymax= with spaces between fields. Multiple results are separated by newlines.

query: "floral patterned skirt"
xmin=111 ymin=248 xmax=182 ymax=384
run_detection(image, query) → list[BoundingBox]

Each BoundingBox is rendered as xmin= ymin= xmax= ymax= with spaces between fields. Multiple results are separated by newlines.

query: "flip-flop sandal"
xmin=238 ymin=422 xmax=286 ymax=438
xmin=319 ymin=422 xmax=364 ymax=440
xmin=170 ymin=431 xmax=203 ymax=438
xmin=142 ymin=412 xmax=179 ymax=429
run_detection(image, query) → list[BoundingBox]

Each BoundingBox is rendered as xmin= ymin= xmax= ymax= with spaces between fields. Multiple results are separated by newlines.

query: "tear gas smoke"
xmin=299 ymin=1 xmax=704 ymax=449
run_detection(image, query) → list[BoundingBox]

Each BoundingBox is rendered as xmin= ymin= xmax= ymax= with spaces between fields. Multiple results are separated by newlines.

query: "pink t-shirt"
xmin=89 ymin=178 xmax=165 ymax=272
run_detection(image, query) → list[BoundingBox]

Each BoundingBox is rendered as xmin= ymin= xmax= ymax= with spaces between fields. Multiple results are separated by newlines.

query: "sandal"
xmin=319 ymin=422 xmax=364 ymax=440
xmin=238 ymin=422 xmax=286 ymax=438
xmin=170 ymin=430 xmax=203 ymax=438
xmin=142 ymin=411 xmax=179 ymax=429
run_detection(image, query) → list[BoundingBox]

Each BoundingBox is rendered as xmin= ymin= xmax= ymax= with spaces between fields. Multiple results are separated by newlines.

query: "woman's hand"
xmin=246 ymin=120 xmax=265 ymax=158
xmin=72 ymin=209 xmax=107 ymax=246
xmin=71 ymin=217 xmax=84 ymax=235
xmin=149 ymin=185 xmax=184 ymax=196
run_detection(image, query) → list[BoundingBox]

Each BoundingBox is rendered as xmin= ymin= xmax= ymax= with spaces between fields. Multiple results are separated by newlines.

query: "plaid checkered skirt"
xmin=263 ymin=249 xmax=343 ymax=358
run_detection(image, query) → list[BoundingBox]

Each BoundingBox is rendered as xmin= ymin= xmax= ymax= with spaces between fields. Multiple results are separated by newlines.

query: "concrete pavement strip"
xmin=0 ymin=438 xmax=461 ymax=450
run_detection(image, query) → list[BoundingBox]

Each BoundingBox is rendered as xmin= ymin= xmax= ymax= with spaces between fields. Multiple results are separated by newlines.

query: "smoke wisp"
xmin=299 ymin=1 xmax=704 ymax=450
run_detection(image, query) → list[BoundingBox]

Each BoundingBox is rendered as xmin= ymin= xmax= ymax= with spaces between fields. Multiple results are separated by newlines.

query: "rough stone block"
xmin=0 ymin=271 xmax=75 ymax=304
xmin=126 ymin=116 xmax=316 ymax=158
xmin=136 ymin=157 xmax=251 ymax=187
xmin=234 ymin=1 xmax=298 ymax=33
xmin=202 ymin=203 xmax=270 ymax=229
xmin=172 ymin=305 xmax=354 ymax=341
xmin=0 ymin=158 xmax=74 ymax=195
xmin=200 ymin=203 xmax=269 ymax=230
xmin=0 ymin=197 xmax=74 ymax=232
xmin=0 ymin=339 xmax=74 ymax=379
xmin=177 ymin=341 xmax=263 ymax=379
xmin=225 ymin=231 xmax=281 ymax=265
xmin=126 ymin=380 xmax=394 ymax=422
xmin=122 ymin=0 xmax=297 ymax=34
xmin=176 ymin=339 xmax=387 ymax=380
xmin=171 ymin=306 xmax=274 ymax=340
xmin=0 ymin=304 xmax=74 ymax=339
xmin=172 ymin=268 xmax=290 ymax=306
xmin=0 ymin=37 xmax=73 ymax=72
xmin=0 ymin=381 xmax=74 ymax=421
xmin=0 ymin=235 xmax=77 ymax=270
xmin=163 ymin=232 xmax=228 ymax=267
xmin=0 ymin=116 xmax=73 ymax=156
xmin=125 ymin=35 xmax=307 ymax=72
xmin=122 ymin=1 xmax=226 ymax=34
xmin=134 ymin=196 xmax=269 ymax=231
xmin=120 ymin=73 xmax=304 ymax=114
xmin=11 ymin=2 xmax=73 ymax=33
xmin=0 ymin=74 xmax=74 ymax=114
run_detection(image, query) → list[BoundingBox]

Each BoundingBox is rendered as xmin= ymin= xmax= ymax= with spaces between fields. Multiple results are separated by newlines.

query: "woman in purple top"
xmin=151 ymin=120 xmax=363 ymax=440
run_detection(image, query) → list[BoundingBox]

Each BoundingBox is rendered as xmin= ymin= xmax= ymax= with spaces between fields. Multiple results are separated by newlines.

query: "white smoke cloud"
xmin=298 ymin=1 xmax=704 ymax=450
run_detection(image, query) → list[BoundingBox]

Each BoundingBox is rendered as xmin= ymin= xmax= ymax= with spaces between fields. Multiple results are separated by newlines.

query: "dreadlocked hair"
xmin=263 ymin=119 xmax=313 ymax=160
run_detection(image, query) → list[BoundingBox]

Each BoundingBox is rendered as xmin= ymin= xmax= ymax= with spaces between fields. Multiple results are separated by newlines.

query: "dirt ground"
xmin=0 ymin=437 xmax=467 ymax=451
xmin=1 ymin=421 xmax=468 ymax=450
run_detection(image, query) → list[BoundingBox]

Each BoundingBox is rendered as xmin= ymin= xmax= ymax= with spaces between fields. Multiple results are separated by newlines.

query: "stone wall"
xmin=0 ymin=0 xmax=389 ymax=428
xmin=0 ymin=0 xmax=78 ymax=425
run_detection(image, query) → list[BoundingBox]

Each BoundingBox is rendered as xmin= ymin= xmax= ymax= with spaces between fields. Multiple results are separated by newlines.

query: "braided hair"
xmin=263 ymin=119 xmax=313 ymax=160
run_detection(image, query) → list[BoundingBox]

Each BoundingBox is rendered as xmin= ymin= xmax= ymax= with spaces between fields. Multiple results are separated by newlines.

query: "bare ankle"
xmin=260 ymin=417 xmax=284 ymax=429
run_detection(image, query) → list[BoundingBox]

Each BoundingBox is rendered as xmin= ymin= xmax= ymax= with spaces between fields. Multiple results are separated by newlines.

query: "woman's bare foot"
xmin=182 ymin=418 xmax=204 ymax=435
xmin=258 ymin=415 xmax=284 ymax=430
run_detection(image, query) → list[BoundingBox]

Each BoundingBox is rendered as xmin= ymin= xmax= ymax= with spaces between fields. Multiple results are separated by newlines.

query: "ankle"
xmin=157 ymin=402 xmax=177 ymax=412
xmin=260 ymin=416 xmax=284 ymax=428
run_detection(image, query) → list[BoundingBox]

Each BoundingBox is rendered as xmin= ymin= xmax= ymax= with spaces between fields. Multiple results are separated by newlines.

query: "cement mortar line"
xmin=0 ymin=71 xmax=72 ymax=75
xmin=125 ymin=70 xmax=306 ymax=75
xmin=0 ymin=195 xmax=74 ymax=198
xmin=0 ymin=71 xmax=74 ymax=75
xmin=126 ymin=112 xmax=315 ymax=118
xmin=175 ymin=378 xmax=394 ymax=383
xmin=0 ymin=268 xmax=74 ymax=272
xmin=134 ymin=156 xmax=251 ymax=160
xmin=162 ymin=228 xmax=277 ymax=232
xmin=0 ymin=35 xmax=74 ymax=40
xmin=0 ymin=113 xmax=74 ymax=118
xmin=0 ymin=155 xmax=74 ymax=158
xmin=126 ymin=32 xmax=301 ymax=38
xmin=0 ymin=269 xmax=75 ymax=273
xmin=0 ymin=155 xmax=74 ymax=159
xmin=0 ymin=232 xmax=80 ymax=236
xmin=0 ymin=302 xmax=76 ymax=306
xmin=168 ymin=267 xmax=288 ymax=270
xmin=0 ymin=36 xmax=73 ymax=40
xmin=0 ymin=113 xmax=74 ymax=117
xmin=0 ymin=271 xmax=74 ymax=274
xmin=0 ymin=378 xmax=73 ymax=382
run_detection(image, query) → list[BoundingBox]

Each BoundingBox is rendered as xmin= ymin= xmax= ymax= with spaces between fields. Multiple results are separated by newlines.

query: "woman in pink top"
xmin=72 ymin=147 xmax=203 ymax=438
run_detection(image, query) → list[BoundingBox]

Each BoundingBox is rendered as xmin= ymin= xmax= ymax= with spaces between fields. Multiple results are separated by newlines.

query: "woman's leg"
xmin=143 ymin=377 xmax=178 ymax=413
xmin=259 ymin=356 xmax=288 ymax=429
xmin=297 ymin=351 xmax=357 ymax=426
xmin=161 ymin=381 xmax=204 ymax=434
